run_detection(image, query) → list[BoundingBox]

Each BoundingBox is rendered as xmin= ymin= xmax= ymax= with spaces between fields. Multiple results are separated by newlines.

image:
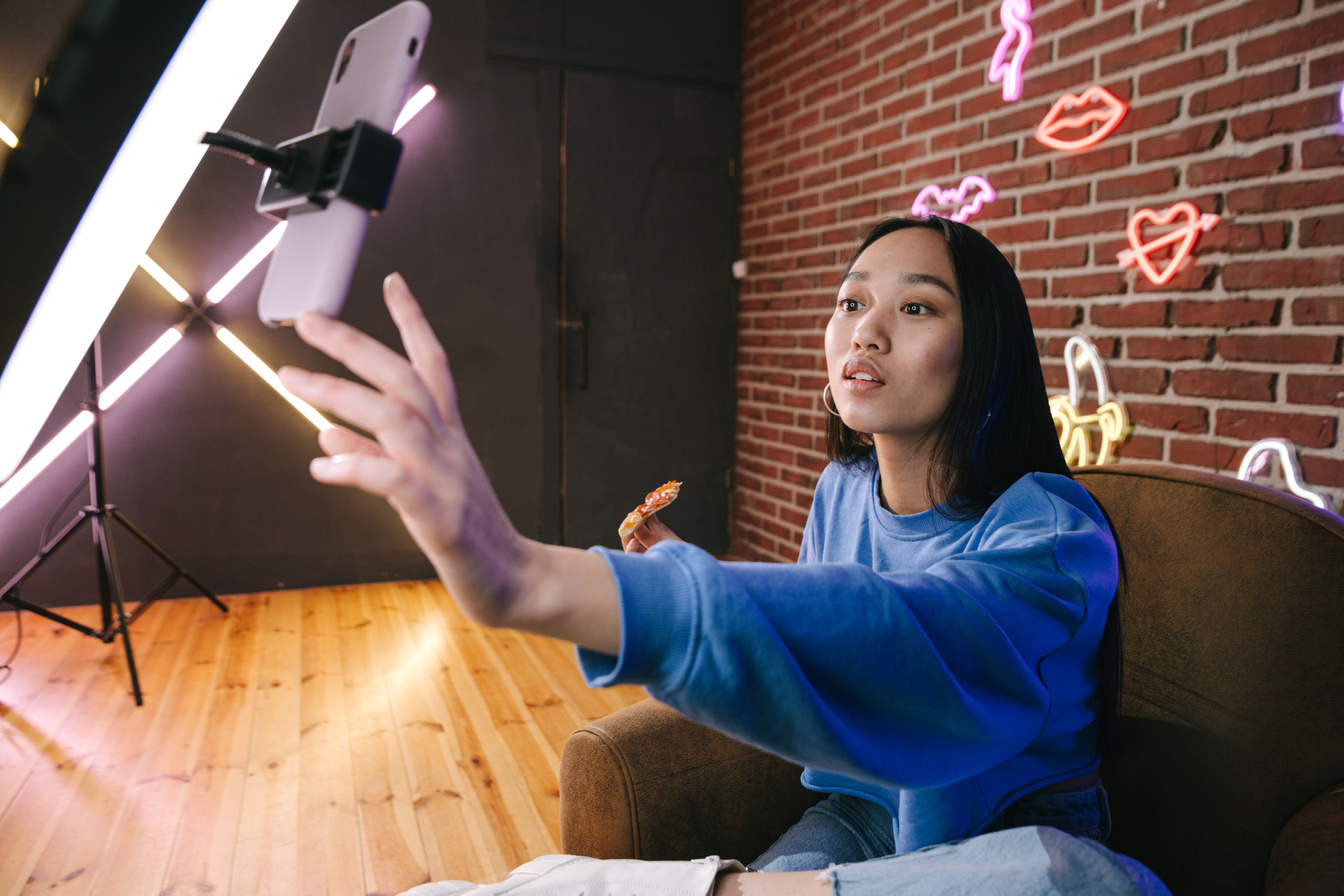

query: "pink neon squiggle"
xmin=911 ymin=176 xmax=998 ymax=223
xmin=988 ymin=0 xmax=1032 ymax=103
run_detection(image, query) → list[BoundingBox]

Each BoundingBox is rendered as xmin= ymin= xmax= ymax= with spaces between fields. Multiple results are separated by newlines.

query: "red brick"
xmin=933 ymin=15 xmax=984 ymax=50
xmin=1192 ymin=0 xmax=1303 ymax=46
xmin=904 ymin=155 xmax=957 ymax=182
xmin=982 ymin=220 xmax=1050 ymax=244
xmin=1299 ymin=454 xmax=1344 ymax=491
xmin=1287 ymin=374 xmax=1344 ymax=407
xmin=1100 ymin=27 xmax=1186 ymax=76
xmin=1168 ymin=438 xmax=1243 ymax=471
xmin=1129 ymin=402 xmax=1209 ymax=433
xmin=1292 ymin=297 xmax=1344 ymax=325
xmin=1230 ymin=95 xmax=1340 ymax=141
xmin=906 ymin=103 xmax=957 ymax=135
xmin=1217 ymin=409 xmax=1336 ymax=449
xmin=983 ymin=160 xmax=1050 ymax=189
xmin=1028 ymin=304 xmax=1084 ymax=329
xmin=986 ymin=102 xmax=1057 ymax=138
xmin=1196 ymin=221 xmax=1291 ymax=254
xmin=1021 ymin=60 xmax=1097 ymax=104
xmin=880 ymin=37 xmax=932 ymax=74
xmin=1172 ymin=298 xmax=1280 ymax=329
xmin=1021 ymin=183 xmax=1091 ymax=214
xmin=1051 ymin=272 xmax=1126 ymax=298
xmin=1055 ymin=209 xmax=1130 ymax=239
xmin=1113 ymin=433 xmax=1164 ymax=460
xmin=1227 ymin=176 xmax=1344 ymax=214
xmin=1054 ymin=144 xmax=1132 ymax=178
xmin=1302 ymin=135 xmax=1344 ymax=170
xmin=1191 ymin=67 xmax=1300 ymax=117
xmin=1095 ymin=167 xmax=1178 ymax=201
xmin=1138 ymin=51 xmax=1227 ymax=96
xmin=1222 ymin=258 xmax=1344 ymax=290
xmin=1132 ymin=262 xmax=1221 ymax=294
xmin=1020 ymin=244 xmax=1089 ymax=270
xmin=1171 ymin=369 xmax=1277 ymax=402
xmin=958 ymin=140 xmax=1017 ymax=170
xmin=1309 ymin=50 xmax=1344 ymax=88
xmin=1045 ymin=336 xmax=1119 ymax=358
xmin=1091 ymin=300 xmax=1169 ymax=327
xmin=1236 ymin=8 xmax=1344 ymax=67
xmin=1127 ymin=335 xmax=1215 ymax=361
xmin=1186 ymin=146 xmax=1289 ymax=186
xmin=1141 ymin=0 xmax=1232 ymax=29
xmin=1114 ymin=97 xmax=1182 ymax=135
xmin=931 ymin=122 xmax=982 ymax=152
xmin=1108 ymin=366 xmax=1170 ymax=395
xmin=1032 ymin=0 xmax=1098 ymax=37
xmin=1058 ymin=11 xmax=1134 ymax=60
xmin=906 ymin=50 xmax=958 ymax=88
xmin=841 ymin=61 xmax=882 ymax=92
xmin=861 ymin=74 xmax=904 ymax=108
xmin=1136 ymin=121 xmax=1227 ymax=162
xmin=1218 ymin=334 xmax=1340 ymax=364
xmin=905 ymin=2 xmax=957 ymax=38
xmin=932 ymin=69 xmax=986 ymax=102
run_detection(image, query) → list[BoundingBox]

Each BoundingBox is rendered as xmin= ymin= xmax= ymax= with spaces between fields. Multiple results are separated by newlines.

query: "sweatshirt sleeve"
xmin=577 ymin=480 xmax=1116 ymax=790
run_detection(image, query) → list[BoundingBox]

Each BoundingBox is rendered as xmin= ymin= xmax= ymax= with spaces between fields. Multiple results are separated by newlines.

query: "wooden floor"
xmin=0 ymin=582 xmax=648 ymax=896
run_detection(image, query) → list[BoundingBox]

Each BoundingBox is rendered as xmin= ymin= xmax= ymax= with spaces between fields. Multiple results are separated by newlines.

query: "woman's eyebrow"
xmin=843 ymin=269 xmax=956 ymax=297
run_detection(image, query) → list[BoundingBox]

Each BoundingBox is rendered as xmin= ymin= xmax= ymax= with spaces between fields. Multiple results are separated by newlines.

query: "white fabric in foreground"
xmin=398 ymin=854 xmax=744 ymax=896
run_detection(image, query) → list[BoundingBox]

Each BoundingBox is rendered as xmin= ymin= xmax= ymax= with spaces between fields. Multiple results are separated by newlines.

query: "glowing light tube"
xmin=139 ymin=254 xmax=193 ymax=303
xmin=0 ymin=0 xmax=299 ymax=484
xmin=394 ymin=85 xmax=436 ymax=134
xmin=0 ymin=118 xmax=17 ymax=148
xmin=215 ymin=327 xmax=332 ymax=431
xmin=206 ymin=222 xmax=287 ymax=304
xmin=0 ymin=328 xmax=185 ymax=512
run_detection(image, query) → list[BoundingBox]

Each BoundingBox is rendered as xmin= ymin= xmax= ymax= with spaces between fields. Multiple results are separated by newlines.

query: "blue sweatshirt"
xmin=578 ymin=462 xmax=1118 ymax=854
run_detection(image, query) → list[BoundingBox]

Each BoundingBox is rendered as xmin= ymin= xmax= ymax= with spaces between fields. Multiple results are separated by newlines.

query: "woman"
xmin=278 ymin=217 xmax=1156 ymax=895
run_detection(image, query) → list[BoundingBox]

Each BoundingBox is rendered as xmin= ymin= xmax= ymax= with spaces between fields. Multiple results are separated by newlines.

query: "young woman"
xmin=278 ymin=217 xmax=1152 ymax=895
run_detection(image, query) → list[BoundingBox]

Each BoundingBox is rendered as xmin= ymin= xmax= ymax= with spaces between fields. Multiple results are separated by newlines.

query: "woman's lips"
xmin=842 ymin=360 xmax=885 ymax=392
xmin=1035 ymin=85 xmax=1128 ymax=151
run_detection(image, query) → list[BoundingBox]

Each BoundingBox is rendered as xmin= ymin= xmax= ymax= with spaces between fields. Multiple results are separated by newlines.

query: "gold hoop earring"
xmin=822 ymin=383 xmax=841 ymax=417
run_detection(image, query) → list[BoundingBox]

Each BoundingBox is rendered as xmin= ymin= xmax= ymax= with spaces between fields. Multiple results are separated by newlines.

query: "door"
xmin=562 ymin=72 xmax=739 ymax=553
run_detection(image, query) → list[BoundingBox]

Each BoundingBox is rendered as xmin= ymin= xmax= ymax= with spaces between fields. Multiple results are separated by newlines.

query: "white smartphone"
xmin=256 ymin=0 xmax=430 ymax=326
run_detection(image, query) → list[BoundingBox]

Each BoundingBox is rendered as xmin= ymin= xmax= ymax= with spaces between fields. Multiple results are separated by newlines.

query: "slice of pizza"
xmin=618 ymin=480 xmax=682 ymax=538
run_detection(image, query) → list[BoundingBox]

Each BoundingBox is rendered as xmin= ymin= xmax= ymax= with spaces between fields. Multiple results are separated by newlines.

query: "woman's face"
xmin=825 ymin=227 xmax=964 ymax=447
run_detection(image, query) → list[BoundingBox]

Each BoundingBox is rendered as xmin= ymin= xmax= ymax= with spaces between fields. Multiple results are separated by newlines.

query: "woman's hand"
xmin=277 ymin=274 xmax=620 ymax=652
xmin=621 ymin=513 xmax=686 ymax=554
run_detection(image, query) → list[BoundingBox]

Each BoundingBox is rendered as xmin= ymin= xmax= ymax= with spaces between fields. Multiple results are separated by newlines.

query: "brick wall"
xmin=731 ymin=0 xmax=1344 ymax=563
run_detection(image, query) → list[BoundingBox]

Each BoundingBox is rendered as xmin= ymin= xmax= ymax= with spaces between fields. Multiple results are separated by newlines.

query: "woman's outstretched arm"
xmin=277 ymin=273 xmax=621 ymax=655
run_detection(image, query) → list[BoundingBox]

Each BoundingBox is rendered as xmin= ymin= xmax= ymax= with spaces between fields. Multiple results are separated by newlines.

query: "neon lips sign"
xmin=988 ymin=0 xmax=1032 ymax=102
xmin=1036 ymin=86 xmax=1128 ymax=151
xmin=911 ymin=176 xmax=997 ymax=223
xmin=1117 ymin=202 xmax=1220 ymax=286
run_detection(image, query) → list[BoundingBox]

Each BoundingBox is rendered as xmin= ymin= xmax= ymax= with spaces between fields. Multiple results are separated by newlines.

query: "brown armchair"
xmin=559 ymin=464 xmax=1344 ymax=896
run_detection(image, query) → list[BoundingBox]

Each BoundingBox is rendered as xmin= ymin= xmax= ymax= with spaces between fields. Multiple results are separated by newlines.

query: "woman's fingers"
xmin=291 ymin=309 xmax=442 ymax=430
xmin=318 ymin=424 xmax=383 ymax=458
xmin=382 ymin=273 xmax=460 ymax=426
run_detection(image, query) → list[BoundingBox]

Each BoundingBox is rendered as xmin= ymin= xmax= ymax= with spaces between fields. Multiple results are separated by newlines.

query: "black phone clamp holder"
xmin=201 ymin=120 xmax=402 ymax=220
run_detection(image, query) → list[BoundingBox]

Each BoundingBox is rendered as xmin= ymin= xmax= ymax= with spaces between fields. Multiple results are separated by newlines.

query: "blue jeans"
xmin=749 ymin=785 xmax=1112 ymax=872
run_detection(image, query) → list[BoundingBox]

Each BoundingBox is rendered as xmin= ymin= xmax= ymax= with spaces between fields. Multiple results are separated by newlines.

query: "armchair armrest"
xmin=559 ymin=698 xmax=824 ymax=861
xmin=1265 ymin=783 xmax=1344 ymax=896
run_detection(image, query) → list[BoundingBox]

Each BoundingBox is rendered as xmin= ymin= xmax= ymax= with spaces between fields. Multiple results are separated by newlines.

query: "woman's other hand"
xmin=621 ymin=513 xmax=686 ymax=554
xmin=277 ymin=273 xmax=620 ymax=653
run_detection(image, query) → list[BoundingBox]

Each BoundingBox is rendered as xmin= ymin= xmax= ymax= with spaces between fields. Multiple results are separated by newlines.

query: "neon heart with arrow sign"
xmin=1118 ymin=202 xmax=1220 ymax=286
xmin=911 ymin=175 xmax=998 ymax=223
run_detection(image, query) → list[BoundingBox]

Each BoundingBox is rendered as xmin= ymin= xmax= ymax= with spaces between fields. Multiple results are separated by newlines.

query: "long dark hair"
xmin=826 ymin=216 xmax=1123 ymax=759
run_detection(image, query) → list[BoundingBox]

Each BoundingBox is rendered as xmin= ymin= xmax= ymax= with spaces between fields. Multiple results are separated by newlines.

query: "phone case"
xmin=256 ymin=1 xmax=430 ymax=326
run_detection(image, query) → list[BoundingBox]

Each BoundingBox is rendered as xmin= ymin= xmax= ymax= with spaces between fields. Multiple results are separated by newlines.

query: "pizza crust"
xmin=618 ymin=480 xmax=682 ymax=538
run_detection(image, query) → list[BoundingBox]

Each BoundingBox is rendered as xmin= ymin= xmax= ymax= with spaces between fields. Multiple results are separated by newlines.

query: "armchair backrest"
xmin=1075 ymin=464 xmax=1344 ymax=896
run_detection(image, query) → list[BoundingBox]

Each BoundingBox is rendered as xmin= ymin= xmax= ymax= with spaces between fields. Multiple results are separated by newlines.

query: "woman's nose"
xmin=852 ymin=308 xmax=891 ymax=352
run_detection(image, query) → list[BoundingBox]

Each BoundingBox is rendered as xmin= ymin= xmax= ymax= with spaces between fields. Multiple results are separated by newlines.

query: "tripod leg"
xmin=109 ymin=509 xmax=228 ymax=613
xmin=94 ymin=514 xmax=143 ymax=706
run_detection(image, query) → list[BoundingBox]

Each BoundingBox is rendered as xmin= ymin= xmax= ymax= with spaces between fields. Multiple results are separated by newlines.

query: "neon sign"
xmin=911 ymin=175 xmax=997 ymax=223
xmin=988 ymin=0 xmax=1032 ymax=102
xmin=1049 ymin=335 xmax=1130 ymax=467
xmin=1117 ymin=202 xmax=1220 ymax=286
xmin=1035 ymin=86 xmax=1128 ymax=151
xmin=1237 ymin=438 xmax=1332 ymax=511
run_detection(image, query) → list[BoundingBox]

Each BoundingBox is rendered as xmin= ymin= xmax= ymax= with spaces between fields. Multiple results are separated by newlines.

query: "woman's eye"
xmin=837 ymin=298 xmax=861 ymax=312
xmin=901 ymin=302 xmax=933 ymax=315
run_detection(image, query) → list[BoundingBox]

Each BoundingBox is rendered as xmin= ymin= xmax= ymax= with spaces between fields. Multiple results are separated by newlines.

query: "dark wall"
xmin=0 ymin=0 xmax=741 ymax=608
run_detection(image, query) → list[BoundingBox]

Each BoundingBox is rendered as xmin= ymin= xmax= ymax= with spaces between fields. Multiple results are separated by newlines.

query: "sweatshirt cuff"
xmin=576 ymin=543 xmax=702 ymax=690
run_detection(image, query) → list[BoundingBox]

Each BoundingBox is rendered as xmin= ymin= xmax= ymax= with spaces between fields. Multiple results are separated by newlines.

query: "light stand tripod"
xmin=0 ymin=334 xmax=226 ymax=705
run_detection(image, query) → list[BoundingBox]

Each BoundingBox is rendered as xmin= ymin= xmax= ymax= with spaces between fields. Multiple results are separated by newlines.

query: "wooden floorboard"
xmin=0 ymin=583 xmax=647 ymax=896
